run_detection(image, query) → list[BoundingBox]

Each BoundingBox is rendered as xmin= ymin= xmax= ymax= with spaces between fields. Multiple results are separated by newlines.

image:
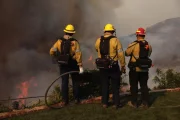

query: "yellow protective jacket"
xmin=125 ymin=39 xmax=152 ymax=72
xmin=95 ymin=34 xmax=126 ymax=67
xmin=49 ymin=37 xmax=82 ymax=66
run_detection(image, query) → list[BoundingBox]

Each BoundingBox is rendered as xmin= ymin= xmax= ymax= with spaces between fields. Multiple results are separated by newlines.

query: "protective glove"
xmin=121 ymin=66 xmax=126 ymax=74
xmin=79 ymin=66 xmax=84 ymax=74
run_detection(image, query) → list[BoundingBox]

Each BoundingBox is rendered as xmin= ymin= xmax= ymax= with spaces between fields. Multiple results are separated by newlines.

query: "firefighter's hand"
xmin=121 ymin=66 xmax=126 ymax=74
xmin=79 ymin=66 xmax=84 ymax=74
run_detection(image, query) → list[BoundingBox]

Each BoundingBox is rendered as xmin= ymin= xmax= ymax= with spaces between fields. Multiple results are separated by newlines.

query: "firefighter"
xmin=125 ymin=28 xmax=152 ymax=108
xmin=49 ymin=24 xmax=84 ymax=106
xmin=95 ymin=24 xmax=126 ymax=109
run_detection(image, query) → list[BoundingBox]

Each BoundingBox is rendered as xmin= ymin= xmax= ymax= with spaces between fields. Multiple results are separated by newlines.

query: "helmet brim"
xmin=103 ymin=29 xmax=115 ymax=32
xmin=136 ymin=33 xmax=145 ymax=35
xmin=63 ymin=29 xmax=76 ymax=33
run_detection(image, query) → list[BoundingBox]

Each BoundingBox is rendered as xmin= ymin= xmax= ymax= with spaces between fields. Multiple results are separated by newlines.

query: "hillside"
xmin=4 ymin=91 xmax=180 ymax=120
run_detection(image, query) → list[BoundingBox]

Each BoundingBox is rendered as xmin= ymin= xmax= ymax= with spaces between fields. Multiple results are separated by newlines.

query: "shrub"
xmin=78 ymin=69 xmax=128 ymax=98
xmin=0 ymin=103 xmax=11 ymax=113
xmin=48 ymin=84 xmax=62 ymax=104
xmin=153 ymin=68 xmax=180 ymax=89
xmin=48 ymin=69 xmax=128 ymax=103
xmin=79 ymin=69 xmax=101 ymax=98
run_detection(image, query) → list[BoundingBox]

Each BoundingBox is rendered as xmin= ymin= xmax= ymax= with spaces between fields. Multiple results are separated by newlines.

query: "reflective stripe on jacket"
xmin=95 ymin=34 xmax=126 ymax=66
xmin=125 ymin=39 xmax=152 ymax=72
xmin=49 ymin=38 xmax=82 ymax=66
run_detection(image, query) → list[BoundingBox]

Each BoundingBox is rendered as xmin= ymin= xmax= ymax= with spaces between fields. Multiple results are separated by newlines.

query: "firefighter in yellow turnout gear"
xmin=125 ymin=28 xmax=152 ymax=108
xmin=50 ymin=24 xmax=84 ymax=106
xmin=95 ymin=24 xmax=126 ymax=109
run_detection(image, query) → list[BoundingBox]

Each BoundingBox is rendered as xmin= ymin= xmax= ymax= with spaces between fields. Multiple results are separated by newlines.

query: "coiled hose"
xmin=45 ymin=71 xmax=79 ymax=109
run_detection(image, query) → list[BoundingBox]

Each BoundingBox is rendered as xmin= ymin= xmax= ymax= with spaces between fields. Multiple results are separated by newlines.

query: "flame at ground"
xmin=88 ymin=55 xmax=93 ymax=61
xmin=88 ymin=55 xmax=96 ymax=66
xmin=16 ymin=77 xmax=37 ymax=105
xmin=17 ymin=81 xmax=29 ymax=98
xmin=121 ymin=85 xmax=130 ymax=92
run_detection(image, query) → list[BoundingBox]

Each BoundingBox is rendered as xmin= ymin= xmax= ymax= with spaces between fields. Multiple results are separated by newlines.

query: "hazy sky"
xmin=113 ymin=0 xmax=180 ymax=35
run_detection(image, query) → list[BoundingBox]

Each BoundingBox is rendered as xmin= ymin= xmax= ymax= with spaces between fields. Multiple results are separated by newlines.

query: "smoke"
xmin=144 ymin=18 xmax=180 ymax=68
xmin=147 ymin=18 xmax=180 ymax=88
xmin=0 ymin=0 xmax=180 ymax=99
xmin=0 ymin=0 xmax=121 ymax=99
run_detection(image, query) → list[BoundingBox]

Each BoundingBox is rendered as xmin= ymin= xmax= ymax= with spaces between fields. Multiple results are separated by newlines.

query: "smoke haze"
xmin=0 ymin=0 xmax=180 ymax=99
xmin=0 ymin=0 xmax=121 ymax=99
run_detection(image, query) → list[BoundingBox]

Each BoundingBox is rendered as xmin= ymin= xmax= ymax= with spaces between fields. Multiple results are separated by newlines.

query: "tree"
xmin=153 ymin=68 xmax=180 ymax=89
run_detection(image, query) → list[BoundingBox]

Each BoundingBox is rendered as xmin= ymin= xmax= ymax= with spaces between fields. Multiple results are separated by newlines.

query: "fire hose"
xmin=45 ymin=71 xmax=79 ymax=109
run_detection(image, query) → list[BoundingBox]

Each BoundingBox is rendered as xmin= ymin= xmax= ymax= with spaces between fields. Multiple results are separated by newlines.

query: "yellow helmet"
xmin=104 ymin=24 xmax=115 ymax=31
xmin=63 ymin=24 xmax=76 ymax=33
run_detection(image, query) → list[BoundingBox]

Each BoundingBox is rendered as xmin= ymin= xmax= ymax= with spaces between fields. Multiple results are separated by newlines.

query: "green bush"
xmin=153 ymin=68 xmax=180 ymax=89
xmin=48 ymin=84 xmax=62 ymax=104
xmin=79 ymin=69 xmax=102 ymax=98
xmin=48 ymin=69 xmax=128 ymax=103
xmin=0 ymin=103 xmax=11 ymax=113
xmin=78 ymin=69 xmax=128 ymax=99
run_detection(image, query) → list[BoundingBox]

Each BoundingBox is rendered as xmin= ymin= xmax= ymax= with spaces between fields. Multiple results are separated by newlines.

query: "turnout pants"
xmin=100 ymin=66 xmax=121 ymax=106
xmin=129 ymin=70 xmax=149 ymax=105
xmin=59 ymin=60 xmax=80 ymax=104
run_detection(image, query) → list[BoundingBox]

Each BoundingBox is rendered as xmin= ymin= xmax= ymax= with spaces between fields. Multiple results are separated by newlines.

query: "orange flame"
xmin=16 ymin=77 xmax=37 ymax=105
xmin=88 ymin=55 xmax=96 ymax=66
xmin=16 ymin=81 xmax=30 ymax=104
xmin=121 ymin=85 xmax=130 ymax=92
xmin=88 ymin=55 xmax=93 ymax=61
xmin=151 ymin=64 xmax=154 ymax=67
